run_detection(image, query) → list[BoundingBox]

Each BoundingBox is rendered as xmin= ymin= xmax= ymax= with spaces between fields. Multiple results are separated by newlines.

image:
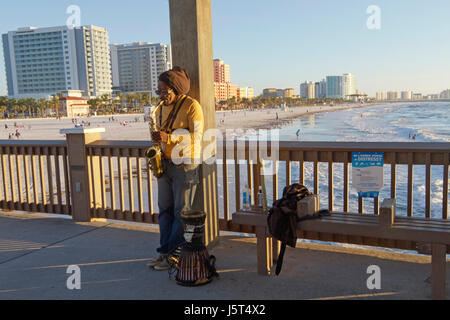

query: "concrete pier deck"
xmin=0 ymin=210 xmax=448 ymax=300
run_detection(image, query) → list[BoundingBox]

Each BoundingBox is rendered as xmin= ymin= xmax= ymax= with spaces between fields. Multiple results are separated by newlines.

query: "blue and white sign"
xmin=352 ymin=152 xmax=384 ymax=198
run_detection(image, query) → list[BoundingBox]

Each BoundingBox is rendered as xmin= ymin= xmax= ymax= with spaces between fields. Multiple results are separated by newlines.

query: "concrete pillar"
xmin=61 ymin=128 xmax=105 ymax=222
xmin=169 ymin=0 xmax=219 ymax=247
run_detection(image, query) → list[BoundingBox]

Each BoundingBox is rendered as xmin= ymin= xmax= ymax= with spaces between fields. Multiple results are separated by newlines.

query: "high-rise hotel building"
xmin=300 ymin=81 xmax=315 ymax=99
xmin=110 ymin=42 xmax=172 ymax=96
xmin=326 ymin=76 xmax=343 ymax=99
xmin=325 ymin=74 xmax=355 ymax=99
xmin=213 ymin=58 xmax=230 ymax=83
xmin=2 ymin=25 xmax=112 ymax=99
xmin=342 ymin=73 xmax=355 ymax=99
xmin=213 ymin=58 xmax=237 ymax=102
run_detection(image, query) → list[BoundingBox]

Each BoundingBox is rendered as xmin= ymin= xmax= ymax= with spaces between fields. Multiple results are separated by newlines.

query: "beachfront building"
xmin=342 ymin=73 xmax=355 ymax=100
xmin=50 ymin=90 xmax=89 ymax=117
xmin=237 ymin=87 xmax=254 ymax=100
xmin=213 ymin=59 xmax=230 ymax=83
xmin=326 ymin=76 xmax=343 ymax=99
xmin=424 ymin=94 xmax=439 ymax=100
xmin=214 ymin=82 xmax=237 ymax=102
xmin=412 ymin=93 xmax=423 ymax=100
xmin=262 ymin=88 xmax=293 ymax=98
xmin=401 ymin=91 xmax=413 ymax=100
xmin=314 ymin=79 xmax=326 ymax=98
xmin=284 ymin=88 xmax=294 ymax=98
xmin=376 ymin=92 xmax=387 ymax=101
xmin=213 ymin=58 xmax=238 ymax=102
xmin=387 ymin=91 xmax=398 ymax=100
xmin=300 ymin=81 xmax=315 ymax=99
xmin=110 ymin=42 xmax=172 ymax=97
xmin=60 ymin=96 xmax=90 ymax=117
xmin=440 ymin=89 xmax=450 ymax=99
xmin=263 ymin=88 xmax=281 ymax=98
xmin=2 ymin=25 xmax=112 ymax=100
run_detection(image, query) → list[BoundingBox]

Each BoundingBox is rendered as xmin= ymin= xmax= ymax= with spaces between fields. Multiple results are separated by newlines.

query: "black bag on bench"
xmin=267 ymin=183 xmax=330 ymax=275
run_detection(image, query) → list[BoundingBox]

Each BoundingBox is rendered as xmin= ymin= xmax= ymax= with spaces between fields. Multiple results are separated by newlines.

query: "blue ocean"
xmin=218 ymin=102 xmax=450 ymax=221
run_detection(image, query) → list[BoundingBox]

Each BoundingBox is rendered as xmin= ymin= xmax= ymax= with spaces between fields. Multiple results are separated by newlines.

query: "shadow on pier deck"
xmin=0 ymin=210 xmax=448 ymax=300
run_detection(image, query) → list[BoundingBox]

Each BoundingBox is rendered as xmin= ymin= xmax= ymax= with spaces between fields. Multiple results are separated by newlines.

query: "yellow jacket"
xmin=155 ymin=95 xmax=204 ymax=164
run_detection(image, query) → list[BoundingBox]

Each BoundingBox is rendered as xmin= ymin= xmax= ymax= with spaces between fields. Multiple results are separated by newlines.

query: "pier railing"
xmin=0 ymin=133 xmax=448 ymax=252
xmin=0 ymin=141 xmax=71 ymax=214
xmin=218 ymin=140 xmax=449 ymax=251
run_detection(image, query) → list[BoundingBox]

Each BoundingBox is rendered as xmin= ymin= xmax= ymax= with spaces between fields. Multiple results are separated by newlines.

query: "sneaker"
xmin=147 ymin=254 xmax=167 ymax=268
xmin=153 ymin=258 xmax=171 ymax=271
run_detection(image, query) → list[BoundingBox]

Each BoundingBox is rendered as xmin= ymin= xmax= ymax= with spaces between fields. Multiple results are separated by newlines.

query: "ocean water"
xmin=217 ymin=102 xmax=450 ymax=220
xmin=279 ymin=102 xmax=450 ymax=143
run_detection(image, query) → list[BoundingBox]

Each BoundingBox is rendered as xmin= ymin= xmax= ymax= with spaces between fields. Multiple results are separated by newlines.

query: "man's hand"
xmin=151 ymin=131 xmax=169 ymax=143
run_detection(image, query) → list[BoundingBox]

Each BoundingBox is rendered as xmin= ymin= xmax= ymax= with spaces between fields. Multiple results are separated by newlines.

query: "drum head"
xmin=180 ymin=210 xmax=206 ymax=219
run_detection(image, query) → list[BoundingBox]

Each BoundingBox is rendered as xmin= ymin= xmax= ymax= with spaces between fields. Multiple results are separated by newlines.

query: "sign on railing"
xmin=352 ymin=152 xmax=384 ymax=198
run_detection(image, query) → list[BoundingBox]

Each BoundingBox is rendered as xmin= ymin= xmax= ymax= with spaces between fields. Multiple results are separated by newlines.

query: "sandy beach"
xmin=216 ymin=103 xmax=379 ymax=130
xmin=0 ymin=102 xmax=382 ymax=141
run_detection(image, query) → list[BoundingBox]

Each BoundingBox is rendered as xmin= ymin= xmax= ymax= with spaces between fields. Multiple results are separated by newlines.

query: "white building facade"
xmin=237 ymin=87 xmax=254 ymax=99
xmin=387 ymin=91 xmax=398 ymax=100
xmin=440 ymin=89 xmax=450 ymax=99
xmin=300 ymin=81 xmax=315 ymax=99
xmin=376 ymin=92 xmax=387 ymax=101
xmin=110 ymin=42 xmax=172 ymax=96
xmin=342 ymin=73 xmax=355 ymax=100
xmin=2 ymin=25 xmax=112 ymax=99
xmin=401 ymin=91 xmax=412 ymax=100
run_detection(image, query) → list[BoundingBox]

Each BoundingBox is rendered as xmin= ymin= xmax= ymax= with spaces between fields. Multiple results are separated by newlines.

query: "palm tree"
xmin=115 ymin=93 xmax=126 ymax=113
xmin=50 ymin=95 xmax=60 ymax=118
xmin=0 ymin=96 xmax=8 ymax=108
xmin=11 ymin=103 xmax=20 ymax=118
xmin=88 ymin=98 xmax=100 ymax=115
xmin=150 ymin=94 xmax=159 ymax=105
xmin=142 ymin=93 xmax=150 ymax=106
xmin=0 ymin=105 xmax=6 ymax=119
xmin=136 ymin=93 xmax=144 ymax=108
xmin=19 ymin=99 xmax=27 ymax=118
xmin=126 ymin=94 xmax=134 ymax=111
xmin=99 ymin=94 xmax=112 ymax=114
xmin=22 ymin=97 xmax=35 ymax=118
xmin=37 ymin=98 xmax=47 ymax=118
xmin=0 ymin=96 xmax=8 ymax=118
xmin=7 ymin=98 xmax=18 ymax=118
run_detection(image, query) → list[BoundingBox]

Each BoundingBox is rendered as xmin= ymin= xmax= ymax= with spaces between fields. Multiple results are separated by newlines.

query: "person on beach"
xmin=147 ymin=66 xmax=204 ymax=271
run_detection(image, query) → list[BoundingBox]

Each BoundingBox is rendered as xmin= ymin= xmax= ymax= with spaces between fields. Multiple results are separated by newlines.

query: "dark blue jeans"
xmin=156 ymin=159 xmax=199 ymax=255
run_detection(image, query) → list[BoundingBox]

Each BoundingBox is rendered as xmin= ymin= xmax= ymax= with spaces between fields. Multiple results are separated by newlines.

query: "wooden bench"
xmin=232 ymin=197 xmax=450 ymax=300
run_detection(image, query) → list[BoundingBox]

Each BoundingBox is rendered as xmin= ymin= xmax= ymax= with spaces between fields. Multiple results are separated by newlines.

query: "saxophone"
xmin=146 ymin=100 xmax=164 ymax=178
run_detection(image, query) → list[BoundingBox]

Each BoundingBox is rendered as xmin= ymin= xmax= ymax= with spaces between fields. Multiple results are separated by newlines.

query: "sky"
xmin=0 ymin=0 xmax=450 ymax=97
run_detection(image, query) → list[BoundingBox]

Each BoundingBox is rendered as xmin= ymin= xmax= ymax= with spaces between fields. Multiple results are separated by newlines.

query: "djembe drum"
xmin=167 ymin=210 xmax=218 ymax=286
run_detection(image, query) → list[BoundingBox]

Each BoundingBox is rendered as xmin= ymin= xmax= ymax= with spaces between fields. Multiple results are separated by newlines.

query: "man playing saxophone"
xmin=147 ymin=66 xmax=205 ymax=271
